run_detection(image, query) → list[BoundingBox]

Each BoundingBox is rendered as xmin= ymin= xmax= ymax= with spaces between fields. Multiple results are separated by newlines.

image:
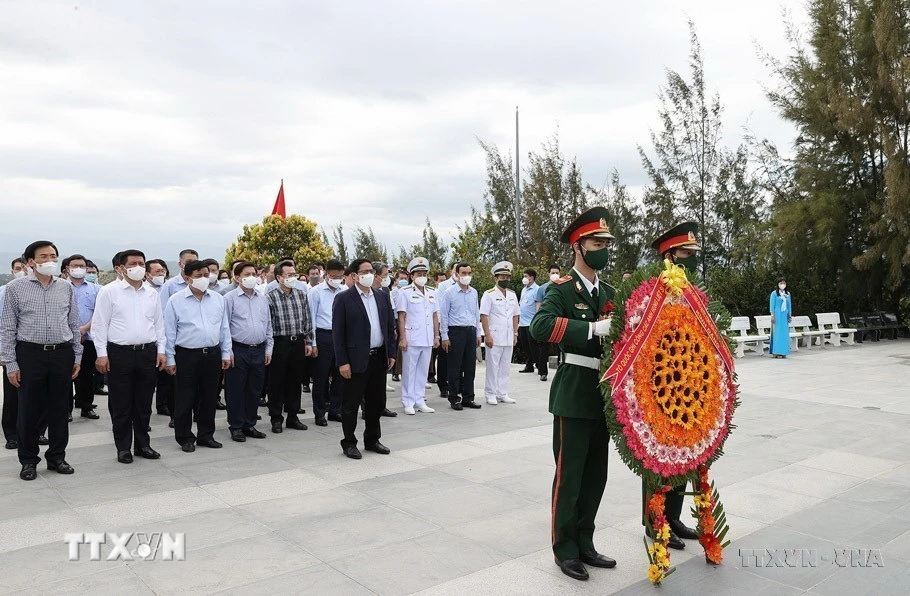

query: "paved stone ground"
xmin=1 ymin=339 xmax=908 ymax=595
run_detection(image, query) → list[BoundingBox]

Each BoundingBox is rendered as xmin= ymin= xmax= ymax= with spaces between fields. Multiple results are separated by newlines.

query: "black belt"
xmin=448 ymin=325 xmax=475 ymax=329
xmin=316 ymin=328 xmax=332 ymax=333
xmin=20 ymin=341 xmax=71 ymax=352
xmin=110 ymin=342 xmax=155 ymax=351
xmin=175 ymin=345 xmax=219 ymax=354
xmin=369 ymin=348 xmax=384 ymax=356
xmin=232 ymin=341 xmax=265 ymax=350
xmin=274 ymin=334 xmax=304 ymax=343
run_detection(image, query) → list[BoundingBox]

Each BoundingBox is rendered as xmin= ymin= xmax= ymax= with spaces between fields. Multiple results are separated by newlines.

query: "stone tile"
xmin=130 ymin=532 xmax=317 ymax=594
xmin=168 ymin=453 xmax=296 ymax=485
xmin=32 ymin=565 xmax=154 ymax=595
xmin=0 ymin=486 xmax=73 ymax=522
xmin=448 ymin=502 xmax=551 ymax=558
xmin=729 ymin=526 xmax=841 ymax=590
xmin=0 ymin=510 xmax=89 ymax=553
xmin=346 ymin=467 xmax=475 ymax=504
xmin=719 ymin=481 xmax=823 ymax=524
xmin=488 ymin=468 xmax=555 ymax=503
xmin=200 ymin=468 xmax=334 ymax=506
xmin=808 ymin=555 xmax=909 ymax=596
xmin=778 ymin=500 xmax=890 ymax=542
xmin=234 ymin=486 xmax=377 ymax=529
xmin=278 ymin=505 xmax=438 ymax=561
xmin=800 ymin=451 xmax=902 ymax=479
xmin=833 ymin=479 xmax=910 ymax=515
xmin=395 ymin=440 xmax=496 ymax=467
xmin=752 ymin=463 xmax=864 ymax=499
xmin=464 ymin=429 xmax=551 ymax=452
xmin=883 ymin=528 xmax=910 ymax=563
xmin=108 ymin=507 xmax=272 ymax=552
xmin=77 ymin=486 xmax=227 ymax=528
xmin=310 ymin=454 xmax=424 ymax=486
xmin=395 ymin=483 xmax=533 ymax=528
xmin=218 ymin=562 xmax=376 ymax=595
xmin=53 ymin=468 xmax=197 ymax=508
xmin=436 ymin=455 xmax=550 ymax=484
xmin=0 ymin=540 xmax=128 ymax=591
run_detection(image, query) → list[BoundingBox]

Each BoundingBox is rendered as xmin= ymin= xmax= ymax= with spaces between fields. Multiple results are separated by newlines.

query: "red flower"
xmin=602 ymin=301 xmax=615 ymax=314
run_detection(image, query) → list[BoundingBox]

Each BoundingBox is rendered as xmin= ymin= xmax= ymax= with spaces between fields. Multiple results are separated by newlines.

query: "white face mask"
xmin=126 ymin=266 xmax=146 ymax=281
xmin=380 ymin=276 xmax=391 ymax=288
xmin=35 ymin=260 xmax=60 ymax=277
xmin=413 ymin=276 xmax=427 ymax=287
xmin=151 ymin=275 xmax=166 ymax=286
xmin=327 ymin=278 xmax=343 ymax=289
xmin=521 ymin=277 xmax=530 ymax=286
xmin=459 ymin=275 xmax=472 ymax=286
xmin=241 ymin=276 xmax=259 ymax=289
xmin=359 ymin=273 xmax=375 ymax=288
xmin=282 ymin=277 xmax=298 ymax=289
xmin=208 ymin=272 xmax=218 ymax=282
xmin=191 ymin=277 xmax=211 ymax=292
xmin=550 ymin=273 xmax=560 ymax=282
xmin=13 ymin=270 xmax=27 ymax=279
xmin=69 ymin=267 xmax=86 ymax=279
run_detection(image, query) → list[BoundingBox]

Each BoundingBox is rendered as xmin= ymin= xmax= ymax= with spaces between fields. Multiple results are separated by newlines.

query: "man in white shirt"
xmin=480 ymin=261 xmax=520 ymax=405
xmin=92 ymin=249 xmax=167 ymax=463
xmin=307 ymin=259 xmax=346 ymax=426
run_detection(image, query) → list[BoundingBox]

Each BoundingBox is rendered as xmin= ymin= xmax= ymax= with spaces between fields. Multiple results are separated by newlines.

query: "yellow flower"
xmin=648 ymin=564 xmax=663 ymax=584
xmin=695 ymin=494 xmax=713 ymax=509
xmin=647 ymin=544 xmax=656 ymax=557
xmin=653 ymin=543 xmax=668 ymax=559
xmin=658 ymin=525 xmax=671 ymax=541
xmin=660 ymin=259 xmax=689 ymax=296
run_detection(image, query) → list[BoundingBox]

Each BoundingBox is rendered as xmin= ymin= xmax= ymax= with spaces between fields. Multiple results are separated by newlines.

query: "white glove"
xmin=591 ymin=317 xmax=612 ymax=337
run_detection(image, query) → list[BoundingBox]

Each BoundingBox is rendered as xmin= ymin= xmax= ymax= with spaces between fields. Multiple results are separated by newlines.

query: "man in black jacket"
xmin=332 ymin=259 xmax=397 ymax=460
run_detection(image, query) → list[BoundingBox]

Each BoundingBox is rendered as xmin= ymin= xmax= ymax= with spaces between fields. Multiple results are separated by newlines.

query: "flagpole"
xmin=515 ymin=106 xmax=521 ymax=258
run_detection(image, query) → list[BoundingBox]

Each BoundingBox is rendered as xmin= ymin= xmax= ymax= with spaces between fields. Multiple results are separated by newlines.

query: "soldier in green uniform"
xmin=641 ymin=222 xmax=703 ymax=550
xmin=529 ymin=206 xmax=618 ymax=581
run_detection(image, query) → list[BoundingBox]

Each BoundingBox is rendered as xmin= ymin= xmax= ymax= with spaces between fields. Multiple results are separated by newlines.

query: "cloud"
xmin=0 ymin=0 xmax=804 ymax=267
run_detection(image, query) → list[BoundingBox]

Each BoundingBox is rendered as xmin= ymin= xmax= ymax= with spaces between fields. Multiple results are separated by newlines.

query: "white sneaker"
xmin=499 ymin=397 xmax=516 ymax=404
xmin=386 ymin=384 xmax=395 ymax=392
xmin=416 ymin=405 xmax=435 ymax=413
xmin=404 ymin=406 xmax=416 ymax=415
xmin=486 ymin=398 xmax=498 ymax=405
xmin=425 ymin=382 xmax=432 ymax=389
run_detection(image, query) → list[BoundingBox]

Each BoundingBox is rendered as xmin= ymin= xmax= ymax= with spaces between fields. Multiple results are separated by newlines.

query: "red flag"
xmin=271 ymin=181 xmax=286 ymax=218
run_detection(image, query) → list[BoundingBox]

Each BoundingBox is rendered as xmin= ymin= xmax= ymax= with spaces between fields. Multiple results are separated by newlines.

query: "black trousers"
xmin=155 ymin=369 xmax=175 ymax=413
xmin=3 ymin=367 xmax=48 ymax=442
xmin=73 ymin=340 xmax=96 ymax=412
xmin=268 ymin=337 xmax=306 ymax=424
xmin=429 ymin=347 xmax=448 ymax=390
xmin=446 ymin=326 xmax=477 ymax=404
xmin=518 ymin=326 xmax=547 ymax=374
xmin=107 ymin=344 xmax=157 ymax=452
xmin=225 ymin=343 xmax=265 ymax=431
xmin=340 ymin=350 xmax=387 ymax=448
xmin=642 ymin=480 xmax=687 ymax=524
xmin=173 ymin=346 xmax=221 ymax=444
xmin=312 ymin=329 xmax=341 ymax=418
xmin=16 ymin=343 xmax=74 ymax=465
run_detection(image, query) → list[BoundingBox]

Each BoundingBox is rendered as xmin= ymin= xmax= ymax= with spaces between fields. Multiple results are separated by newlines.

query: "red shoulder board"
xmin=553 ymin=276 xmax=572 ymax=285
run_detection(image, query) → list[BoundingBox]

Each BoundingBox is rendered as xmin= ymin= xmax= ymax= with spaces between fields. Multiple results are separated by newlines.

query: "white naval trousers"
xmin=484 ymin=345 xmax=514 ymax=402
xmin=402 ymin=346 xmax=432 ymax=408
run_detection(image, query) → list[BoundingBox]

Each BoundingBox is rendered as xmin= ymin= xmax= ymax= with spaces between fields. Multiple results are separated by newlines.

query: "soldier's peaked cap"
xmin=651 ymin=222 xmax=701 ymax=254
xmin=560 ymin=207 xmax=615 ymax=244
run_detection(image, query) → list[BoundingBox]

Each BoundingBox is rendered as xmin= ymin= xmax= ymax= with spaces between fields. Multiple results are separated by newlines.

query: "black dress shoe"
xmin=257 ymin=414 xmax=261 ymax=420
xmin=67 ymin=413 xmax=73 ymax=422
xmin=391 ymin=374 xmax=400 ymax=382
xmin=47 ymin=460 xmax=75 ymax=474
xmin=156 ymin=407 xmax=171 ymax=416
xmin=580 ymin=550 xmax=617 ymax=568
xmin=243 ymin=428 xmax=266 ymax=439
xmin=519 ymin=367 xmax=535 ymax=373
xmin=135 ymin=446 xmax=161 ymax=459
xmin=327 ymin=413 xmax=343 ymax=423
xmin=556 ymin=558 xmax=589 ymax=581
xmin=669 ymin=519 xmax=700 ymax=540
xmin=37 ymin=435 xmax=49 ymax=446
xmin=146 ymin=425 xmax=151 ymax=432
xmin=365 ymin=441 xmax=391 ymax=455
xmin=286 ymin=420 xmax=308 ymax=431
xmin=271 ymin=422 xmax=283 ymax=434
xmin=215 ymin=400 xmax=227 ymax=410
xmin=315 ymin=416 xmax=327 ymax=427
xmin=540 ymin=375 xmax=548 ymax=381
xmin=381 ymin=408 xmax=397 ymax=417
xmin=440 ymin=389 xmax=449 ymax=398
xmin=181 ymin=442 xmax=196 ymax=453
xmin=428 ymin=376 xmax=437 ymax=384
xmin=5 ymin=439 xmax=17 ymax=450
xmin=168 ymin=419 xmax=175 ymax=428
xmin=117 ymin=450 xmax=134 ymax=464
xmin=302 ymin=384 xmax=311 ymax=393
xmin=463 ymin=401 xmax=482 ymax=409
xmin=197 ymin=438 xmax=223 ymax=448
xmin=94 ymin=388 xmax=108 ymax=396
xmin=81 ymin=409 xmax=100 ymax=419
xmin=258 ymin=397 xmax=267 ymax=407
xmin=20 ymin=463 xmax=37 ymax=481
xmin=231 ymin=429 xmax=247 ymax=442
xmin=647 ymin=528 xmax=685 ymax=550
xmin=343 ymin=445 xmax=362 ymax=459
xmin=451 ymin=402 xmax=463 ymax=411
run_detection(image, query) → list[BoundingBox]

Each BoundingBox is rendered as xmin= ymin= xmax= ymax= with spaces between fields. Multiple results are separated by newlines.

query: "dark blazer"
xmin=332 ymin=286 xmax=396 ymax=374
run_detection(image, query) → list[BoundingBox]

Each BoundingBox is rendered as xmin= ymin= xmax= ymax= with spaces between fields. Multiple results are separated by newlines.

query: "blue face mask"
xmin=397 ymin=280 xmax=408 ymax=288
xmin=85 ymin=273 xmax=98 ymax=283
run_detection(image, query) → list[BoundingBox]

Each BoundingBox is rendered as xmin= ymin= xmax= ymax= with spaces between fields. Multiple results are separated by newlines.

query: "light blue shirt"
xmin=223 ymin=287 xmax=274 ymax=356
xmin=161 ymin=275 xmax=188 ymax=310
xmin=535 ymin=281 xmax=552 ymax=304
xmin=309 ymin=281 xmax=345 ymax=330
xmin=519 ymin=282 xmax=539 ymax=327
xmin=358 ymin=287 xmax=384 ymax=348
xmin=70 ymin=279 xmax=99 ymax=340
xmin=164 ymin=287 xmax=232 ymax=366
xmin=439 ymin=284 xmax=481 ymax=341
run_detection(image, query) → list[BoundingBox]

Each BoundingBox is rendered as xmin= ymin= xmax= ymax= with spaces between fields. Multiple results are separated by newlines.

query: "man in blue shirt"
xmin=63 ymin=254 xmax=101 ymax=420
xmin=439 ymin=262 xmax=483 ymax=410
xmin=160 ymin=249 xmax=199 ymax=310
xmin=307 ymin=259 xmax=346 ymax=426
xmin=164 ymin=259 xmax=232 ymax=452
xmin=223 ymin=262 xmax=272 ymax=443
xmin=534 ymin=263 xmax=562 ymax=372
xmin=518 ymin=268 xmax=548 ymax=381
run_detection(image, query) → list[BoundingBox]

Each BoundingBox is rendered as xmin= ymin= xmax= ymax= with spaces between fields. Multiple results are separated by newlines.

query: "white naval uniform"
xmin=480 ymin=287 xmax=520 ymax=402
xmin=395 ymin=285 xmax=439 ymax=408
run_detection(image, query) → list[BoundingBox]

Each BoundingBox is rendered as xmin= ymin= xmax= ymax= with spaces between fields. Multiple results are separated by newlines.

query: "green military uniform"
xmin=529 ymin=208 xmax=616 ymax=564
xmin=641 ymin=222 xmax=702 ymax=539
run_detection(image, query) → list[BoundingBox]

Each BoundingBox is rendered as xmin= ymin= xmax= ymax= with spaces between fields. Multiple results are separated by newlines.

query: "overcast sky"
xmin=0 ymin=0 xmax=805 ymax=266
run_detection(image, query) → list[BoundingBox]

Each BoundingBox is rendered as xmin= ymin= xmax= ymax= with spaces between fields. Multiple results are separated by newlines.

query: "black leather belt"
xmin=275 ymin=335 xmax=303 ymax=343
xmin=232 ymin=341 xmax=265 ymax=350
xmin=20 ymin=341 xmax=71 ymax=352
xmin=175 ymin=345 xmax=218 ymax=354
xmin=369 ymin=348 xmax=384 ymax=356
xmin=110 ymin=342 xmax=155 ymax=351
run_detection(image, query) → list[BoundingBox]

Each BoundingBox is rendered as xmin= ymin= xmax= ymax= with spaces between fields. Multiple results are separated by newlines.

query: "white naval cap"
xmin=408 ymin=257 xmax=430 ymax=274
xmin=491 ymin=261 xmax=514 ymax=276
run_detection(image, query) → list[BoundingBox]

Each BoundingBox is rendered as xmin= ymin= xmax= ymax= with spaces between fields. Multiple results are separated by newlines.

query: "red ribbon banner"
xmin=682 ymin=285 xmax=735 ymax=373
xmin=602 ymin=279 xmax=667 ymax=386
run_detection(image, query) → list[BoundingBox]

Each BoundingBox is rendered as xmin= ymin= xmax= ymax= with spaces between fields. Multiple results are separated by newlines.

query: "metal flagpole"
xmin=515 ymin=106 xmax=521 ymax=257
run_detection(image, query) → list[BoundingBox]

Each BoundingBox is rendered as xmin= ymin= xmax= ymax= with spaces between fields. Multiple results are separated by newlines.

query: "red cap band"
xmin=569 ymin=221 xmax=606 ymax=244
xmin=658 ymin=234 xmax=697 ymax=254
